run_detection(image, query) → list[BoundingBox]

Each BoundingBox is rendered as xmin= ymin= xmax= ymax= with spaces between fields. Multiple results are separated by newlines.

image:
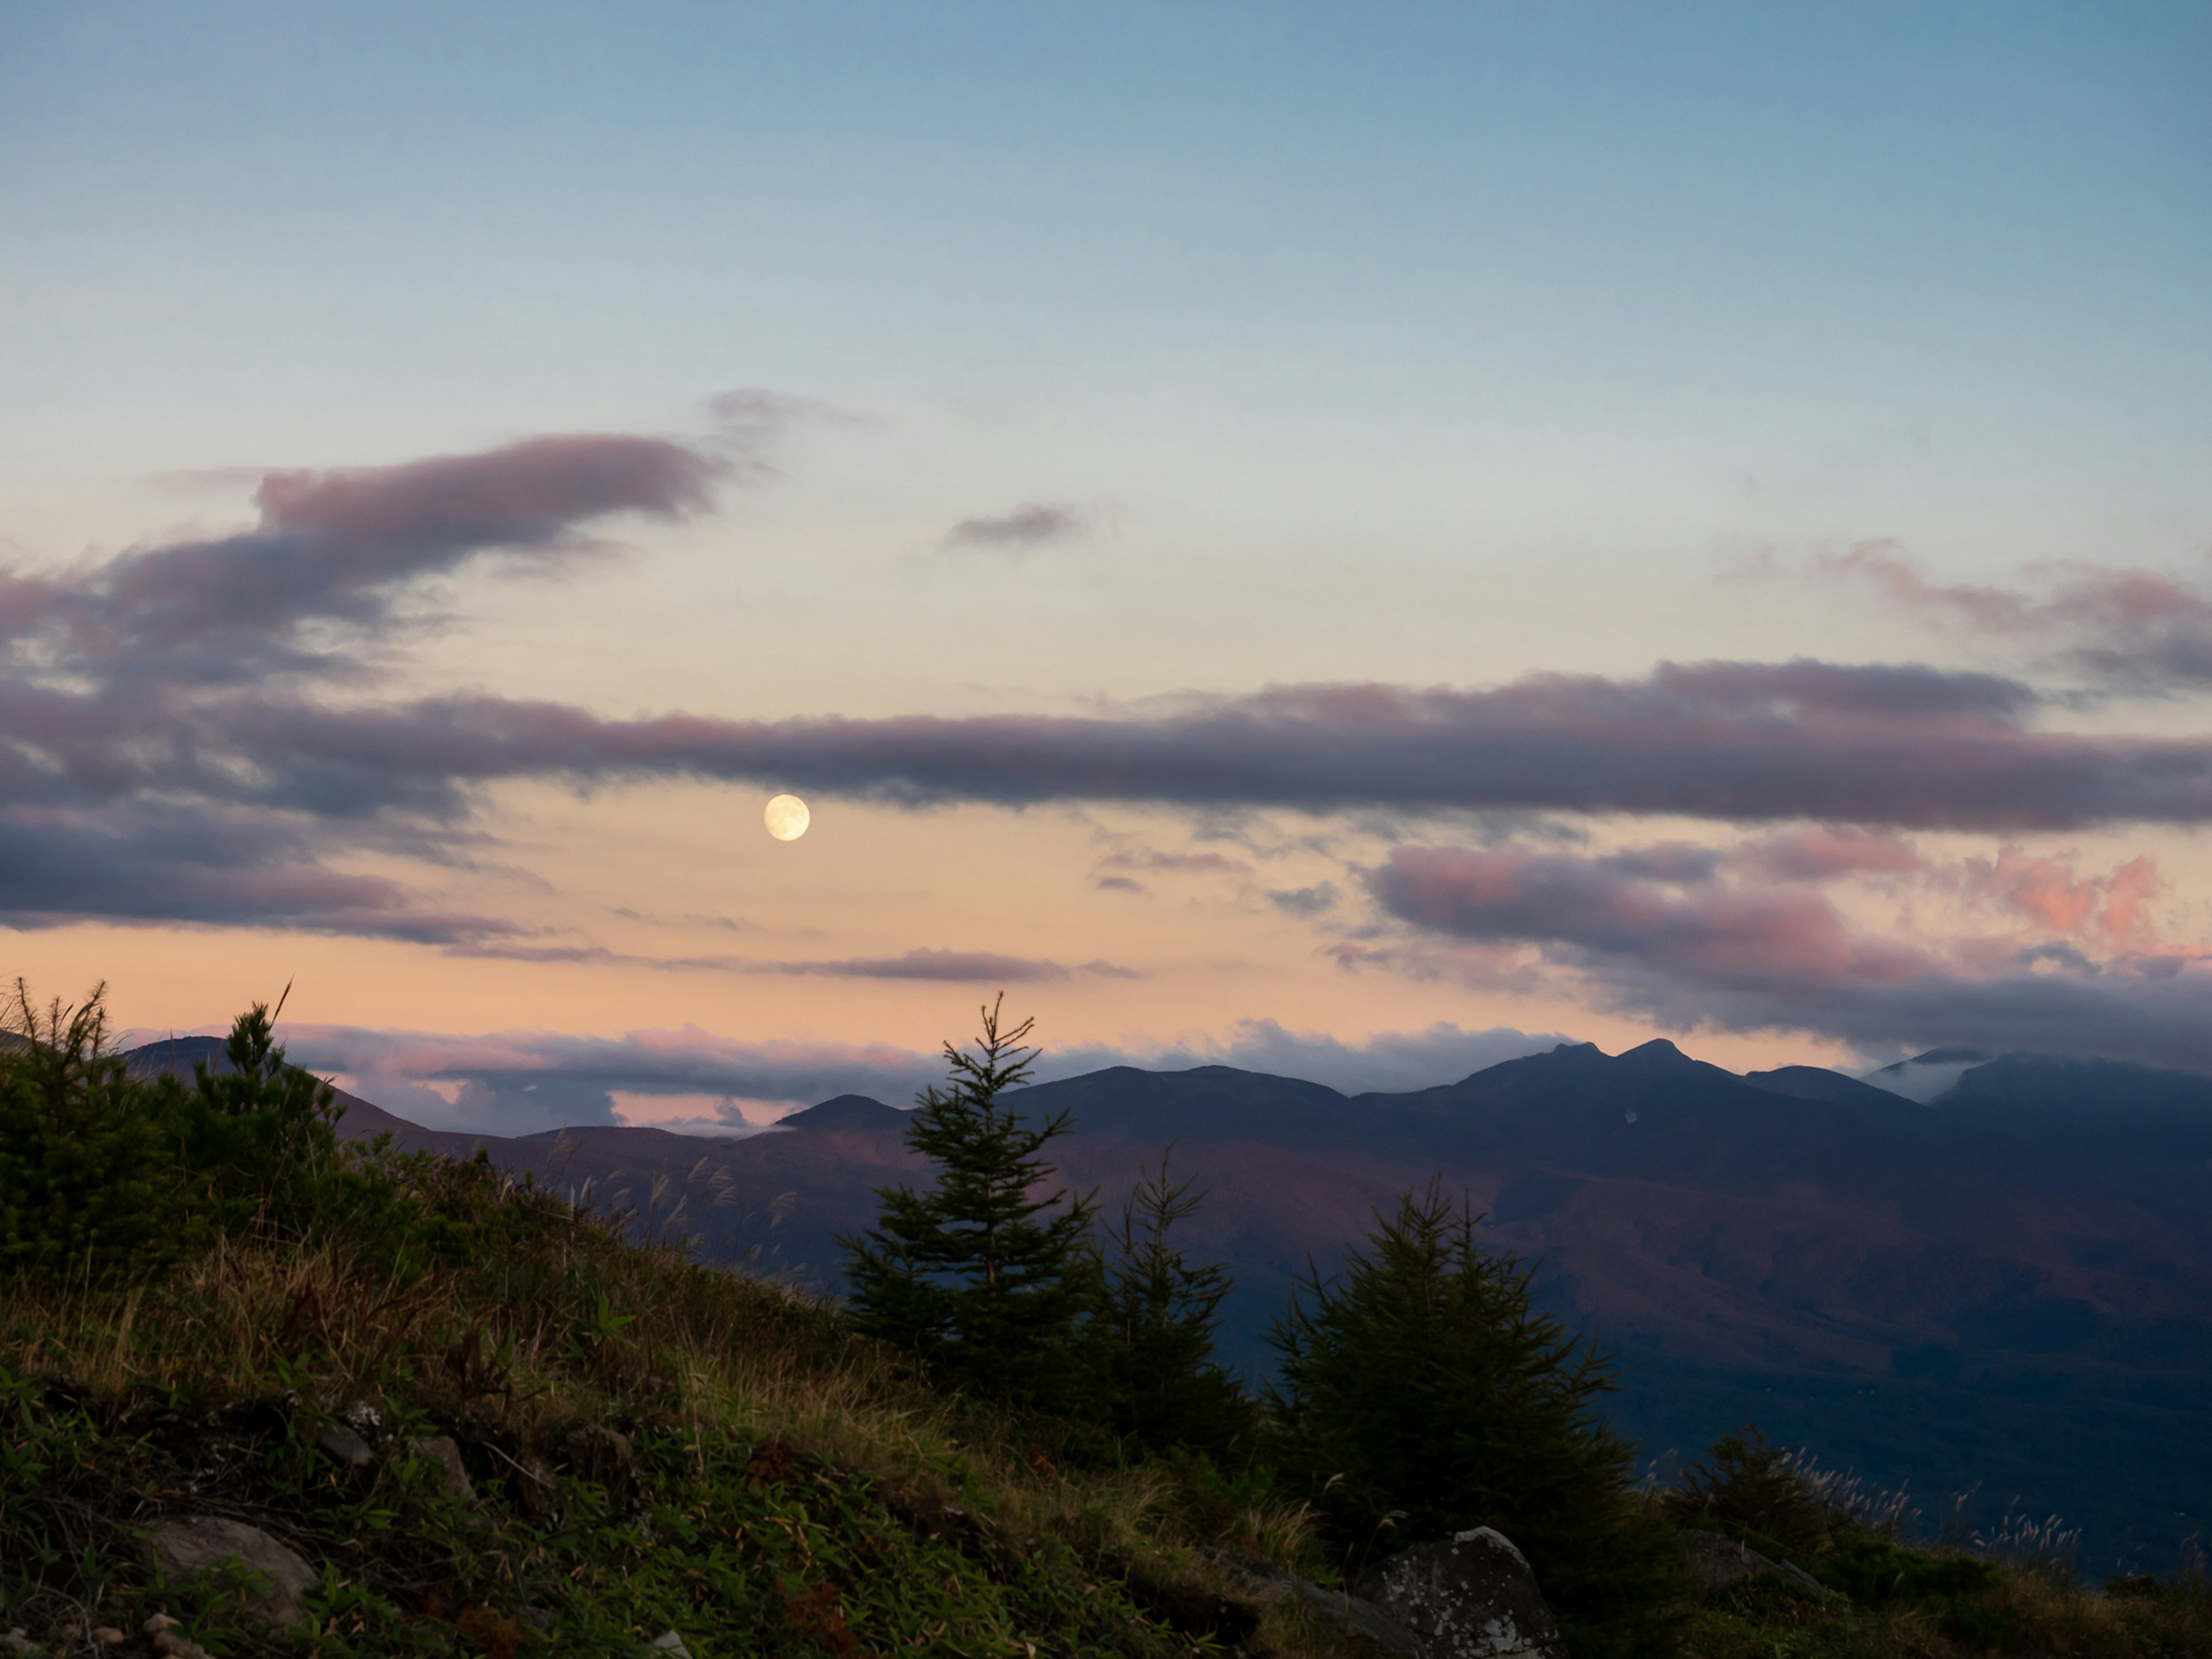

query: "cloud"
xmin=1042 ymin=1018 xmax=1569 ymax=1096
xmin=271 ymin=1015 xmax=1568 ymax=1135
xmin=942 ymin=502 xmax=1086 ymax=551
xmin=1961 ymin=847 xmax=2166 ymax=952
xmin=287 ymin=1022 xmax=952 ymax=1135
xmin=1736 ymin=826 xmax=1927 ymax=880
xmin=1821 ymin=543 xmax=2212 ymax=694
xmin=1369 ymin=843 xmax=1928 ymax=989
xmin=1268 ymin=882 xmax=1339 ymax=916
xmin=0 ymin=803 xmax=514 ymax=942
xmin=756 ymin=947 xmax=1137 ymax=983
xmin=1355 ymin=835 xmax=2212 ymax=1072
xmin=1097 ymin=849 xmax=1252 ymax=875
xmin=21 ymin=425 xmax=2212 ymax=954
xmin=0 ymin=427 xmax=733 ymax=934
xmin=222 ymin=655 xmax=2212 ymax=832
xmin=37 ymin=433 xmax=725 ymax=685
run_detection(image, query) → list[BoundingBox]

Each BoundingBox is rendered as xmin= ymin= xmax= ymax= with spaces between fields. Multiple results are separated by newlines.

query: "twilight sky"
xmin=5 ymin=2 xmax=2211 ymax=1133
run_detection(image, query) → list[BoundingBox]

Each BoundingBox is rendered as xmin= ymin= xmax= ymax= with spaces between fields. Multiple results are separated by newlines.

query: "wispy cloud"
xmin=1820 ymin=542 xmax=2212 ymax=695
xmin=755 ymin=948 xmax=1141 ymax=983
xmin=942 ymin=502 xmax=1086 ymax=551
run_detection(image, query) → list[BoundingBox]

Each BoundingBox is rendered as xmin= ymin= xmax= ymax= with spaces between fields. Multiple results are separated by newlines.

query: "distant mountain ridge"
xmin=117 ymin=1032 xmax=2212 ymax=1569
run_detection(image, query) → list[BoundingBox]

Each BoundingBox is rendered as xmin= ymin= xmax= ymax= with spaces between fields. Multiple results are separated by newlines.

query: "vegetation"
xmin=1092 ymin=1148 xmax=1256 ymax=1462
xmin=2 ymin=982 xmax=2206 ymax=1659
xmin=838 ymin=1000 xmax=1100 ymax=1420
xmin=1665 ymin=1426 xmax=2210 ymax=1659
xmin=1267 ymin=1180 xmax=1685 ymax=1659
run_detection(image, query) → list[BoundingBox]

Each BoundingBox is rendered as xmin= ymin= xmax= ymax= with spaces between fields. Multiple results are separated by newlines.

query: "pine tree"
xmin=1096 ymin=1146 xmax=1255 ymax=1458
xmin=1269 ymin=1180 xmax=1683 ymax=1659
xmin=158 ymin=994 xmax=346 ymax=1237
xmin=839 ymin=999 xmax=1097 ymax=1415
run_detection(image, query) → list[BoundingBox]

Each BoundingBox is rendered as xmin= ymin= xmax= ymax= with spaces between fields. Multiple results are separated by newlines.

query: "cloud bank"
xmin=278 ymin=1016 xmax=1563 ymax=1136
xmin=1353 ymin=835 xmax=2212 ymax=1072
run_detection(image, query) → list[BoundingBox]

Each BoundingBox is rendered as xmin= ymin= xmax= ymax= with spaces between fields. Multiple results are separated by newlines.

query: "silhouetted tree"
xmin=1269 ymin=1180 xmax=1683 ymax=1659
xmin=839 ymin=999 xmax=1097 ymax=1415
xmin=1095 ymin=1145 xmax=1255 ymax=1458
xmin=154 ymin=992 xmax=347 ymax=1237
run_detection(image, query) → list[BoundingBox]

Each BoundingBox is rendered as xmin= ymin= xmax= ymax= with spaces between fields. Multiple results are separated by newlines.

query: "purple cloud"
xmin=1822 ymin=544 xmax=2212 ymax=694
xmin=229 ymin=658 xmax=2212 ymax=830
xmin=1357 ymin=838 xmax=2212 ymax=1071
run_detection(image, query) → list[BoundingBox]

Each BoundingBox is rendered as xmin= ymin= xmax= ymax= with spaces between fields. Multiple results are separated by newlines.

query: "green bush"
xmin=0 ymin=982 xmax=188 ymax=1281
xmin=1268 ymin=1180 xmax=1684 ymax=1659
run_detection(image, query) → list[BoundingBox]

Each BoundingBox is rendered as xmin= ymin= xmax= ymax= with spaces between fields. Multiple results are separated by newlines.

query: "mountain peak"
xmin=778 ymin=1093 xmax=906 ymax=1134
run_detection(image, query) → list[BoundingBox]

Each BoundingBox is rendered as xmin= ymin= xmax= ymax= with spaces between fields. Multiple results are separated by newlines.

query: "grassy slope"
xmin=0 ymin=1144 xmax=2204 ymax=1659
xmin=0 ymin=1149 xmax=1326 ymax=1658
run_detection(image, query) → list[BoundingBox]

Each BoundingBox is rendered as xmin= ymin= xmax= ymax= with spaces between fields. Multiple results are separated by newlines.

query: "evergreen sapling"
xmin=839 ymin=999 xmax=1097 ymax=1416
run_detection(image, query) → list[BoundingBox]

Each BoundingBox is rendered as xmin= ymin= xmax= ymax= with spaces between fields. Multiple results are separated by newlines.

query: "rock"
xmin=1352 ymin=1529 xmax=1568 ymax=1659
xmin=147 ymin=1516 xmax=317 ymax=1630
xmin=151 ymin=1633 xmax=211 ymax=1659
xmin=1 ymin=1630 xmax=37 ymax=1657
xmin=141 ymin=1615 xmax=181 ymax=1637
xmin=90 ymin=1629 xmax=127 ymax=1647
xmin=1202 ymin=1548 xmax=1423 ymax=1656
xmin=408 ymin=1435 xmax=475 ymax=1501
xmin=650 ymin=1633 xmax=694 ymax=1659
xmin=314 ymin=1423 xmax=374 ymax=1468
xmin=1676 ymin=1529 xmax=1829 ymax=1599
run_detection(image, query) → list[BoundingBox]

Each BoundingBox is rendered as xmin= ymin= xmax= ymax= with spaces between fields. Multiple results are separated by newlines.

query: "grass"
xmin=0 ymin=1067 xmax=2204 ymax=1659
xmin=0 ymin=1147 xmax=1333 ymax=1658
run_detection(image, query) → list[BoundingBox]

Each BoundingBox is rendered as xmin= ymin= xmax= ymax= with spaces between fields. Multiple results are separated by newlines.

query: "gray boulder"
xmin=407 ymin=1435 xmax=474 ymax=1501
xmin=1351 ymin=1528 xmax=1568 ymax=1659
xmin=1676 ymin=1529 xmax=1829 ymax=1598
xmin=313 ymin=1423 xmax=373 ymax=1468
xmin=147 ymin=1516 xmax=317 ymax=1629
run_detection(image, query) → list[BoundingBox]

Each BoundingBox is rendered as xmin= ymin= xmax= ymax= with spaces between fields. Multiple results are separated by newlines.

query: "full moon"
xmin=764 ymin=794 xmax=810 ymax=841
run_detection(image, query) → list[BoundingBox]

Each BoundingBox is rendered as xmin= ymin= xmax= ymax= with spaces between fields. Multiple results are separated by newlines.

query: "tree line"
xmin=838 ymin=1000 xmax=1683 ymax=1659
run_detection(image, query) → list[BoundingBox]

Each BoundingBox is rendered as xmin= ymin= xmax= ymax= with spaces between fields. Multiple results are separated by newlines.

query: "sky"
xmin=3 ymin=1 xmax=2211 ymax=1134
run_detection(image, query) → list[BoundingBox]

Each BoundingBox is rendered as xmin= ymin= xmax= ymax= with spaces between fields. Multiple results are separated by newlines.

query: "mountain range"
xmin=123 ymin=1033 xmax=2212 ymax=1572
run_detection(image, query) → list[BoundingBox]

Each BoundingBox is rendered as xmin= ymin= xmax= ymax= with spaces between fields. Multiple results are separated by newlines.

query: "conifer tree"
xmin=839 ymin=999 xmax=1097 ymax=1415
xmin=1269 ymin=1180 xmax=1683 ymax=1659
xmin=1096 ymin=1146 xmax=1255 ymax=1457
xmin=156 ymin=993 xmax=346 ymax=1237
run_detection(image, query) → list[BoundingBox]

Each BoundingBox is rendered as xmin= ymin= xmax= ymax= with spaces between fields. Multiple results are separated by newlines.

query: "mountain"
xmin=119 ymin=1033 xmax=2212 ymax=1570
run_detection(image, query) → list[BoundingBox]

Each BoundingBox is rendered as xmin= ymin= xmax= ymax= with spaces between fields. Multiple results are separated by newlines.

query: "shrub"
xmin=1665 ymin=1425 xmax=1834 ymax=1559
xmin=0 ymin=982 xmax=187 ymax=1281
xmin=1268 ymin=1180 xmax=1684 ymax=1659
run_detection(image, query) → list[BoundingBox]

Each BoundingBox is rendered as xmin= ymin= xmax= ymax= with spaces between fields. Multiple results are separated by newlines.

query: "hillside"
xmin=171 ymin=1035 xmax=2212 ymax=1574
